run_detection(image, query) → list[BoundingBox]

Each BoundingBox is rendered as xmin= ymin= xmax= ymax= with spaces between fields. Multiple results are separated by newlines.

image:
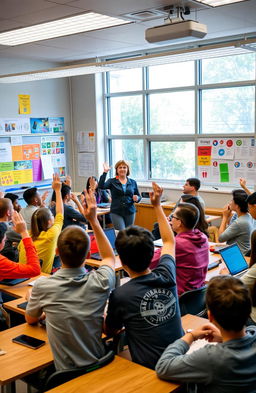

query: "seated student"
xmin=20 ymin=188 xmax=48 ymax=230
xmin=105 ymin=182 xmax=183 ymax=370
xmin=83 ymin=176 xmax=111 ymax=227
xmin=0 ymin=198 xmax=21 ymax=261
xmin=0 ymin=212 xmax=40 ymax=279
xmin=51 ymin=183 xmax=87 ymax=229
xmin=4 ymin=193 xmax=21 ymax=212
xmin=18 ymin=174 xmax=64 ymax=274
xmin=219 ymin=189 xmax=253 ymax=255
xmin=25 ymin=190 xmax=115 ymax=371
xmin=152 ymin=177 xmax=205 ymax=240
xmin=170 ymin=203 xmax=209 ymax=296
xmin=156 ymin=276 xmax=256 ymax=393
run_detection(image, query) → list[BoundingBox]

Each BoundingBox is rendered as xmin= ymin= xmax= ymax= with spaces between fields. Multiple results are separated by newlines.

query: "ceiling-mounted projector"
xmin=145 ymin=19 xmax=207 ymax=43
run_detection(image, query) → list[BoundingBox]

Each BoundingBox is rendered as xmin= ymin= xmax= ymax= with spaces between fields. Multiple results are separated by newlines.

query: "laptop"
xmin=90 ymin=228 xmax=118 ymax=260
xmin=219 ymin=243 xmax=248 ymax=278
xmin=0 ymin=278 xmax=29 ymax=286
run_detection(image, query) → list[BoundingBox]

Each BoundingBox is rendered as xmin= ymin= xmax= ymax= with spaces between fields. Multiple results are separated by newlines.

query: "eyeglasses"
xmin=170 ymin=214 xmax=181 ymax=221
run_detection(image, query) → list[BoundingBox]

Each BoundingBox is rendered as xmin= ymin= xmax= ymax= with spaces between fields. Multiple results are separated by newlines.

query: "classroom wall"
xmin=0 ymin=57 xmax=72 ymax=192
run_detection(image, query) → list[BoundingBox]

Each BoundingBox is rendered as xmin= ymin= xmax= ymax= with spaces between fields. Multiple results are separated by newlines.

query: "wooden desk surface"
xmin=0 ymin=323 xmax=52 ymax=385
xmin=46 ymin=356 xmax=180 ymax=393
xmin=0 ymin=273 xmax=48 ymax=299
xmin=3 ymin=298 xmax=27 ymax=316
xmin=86 ymin=256 xmax=123 ymax=271
xmin=0 ymin=314 xmax=205 ymax=387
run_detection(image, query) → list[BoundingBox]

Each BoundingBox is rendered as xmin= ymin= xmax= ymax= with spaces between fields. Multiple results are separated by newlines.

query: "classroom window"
xmin=109 ymin=68 xmax=143 ymax=93
xmin=201 ymin=86 xmax=255 ymax=134
xmin=149 ymin=91 xmax=195 ymax=134
xmin=105 ymin=52 xmax=256 ymax=183
xmin=109 ymin=96 xmax=143 ymax=135
xmin=111 ymin=139 xmax=144 ymax=179
xmin=148 ymin=62 xmax=195 ymax=89
xmin=150 ymin=141 xmax=195 ymax=180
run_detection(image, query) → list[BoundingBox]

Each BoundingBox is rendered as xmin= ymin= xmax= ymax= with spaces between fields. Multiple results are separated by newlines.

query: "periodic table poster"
xmin=197 ymin=137 xmax=256 ymax=185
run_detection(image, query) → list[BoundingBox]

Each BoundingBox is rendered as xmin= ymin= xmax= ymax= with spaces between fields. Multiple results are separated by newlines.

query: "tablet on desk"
xmin=0 ymin=278 xmax=29 ymax=286
xmin=17 ymin=301 xmax=28 ymax=310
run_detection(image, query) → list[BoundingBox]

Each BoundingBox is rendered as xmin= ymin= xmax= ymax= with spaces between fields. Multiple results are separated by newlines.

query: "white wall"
xmin=0 ymin=57 xmax=72 ymax=189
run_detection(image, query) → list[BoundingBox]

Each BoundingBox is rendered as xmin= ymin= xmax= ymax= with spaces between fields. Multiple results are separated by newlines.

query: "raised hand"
xmin=239 ymin=177 xmax=246 ymax=189
xmin=89 ymin=177 xmax=97 ymax=192
xmin=149 ymin=182 xmax=163 ymax=207
xmin=52 ymin=173 xmax=62 ymax=192
xmin=84 ymin=189 xmax=97 ymax=223
xmin=103 ymin=162 xmax=111 ymax=173
xmin=12 ymin=211 xmax=28 ymax=236
xmin=64 ymin=175 xmax=72 ymax=187
xmin=41 ymin=191 xmax=49 ymax=203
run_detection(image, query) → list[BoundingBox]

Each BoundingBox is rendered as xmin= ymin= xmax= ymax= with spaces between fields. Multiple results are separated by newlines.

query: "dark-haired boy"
xmin=170 ymin=203 xmax=209 ymax=295
xmin=156 ymin=276 xmax=256 ymax=392
xmin=25 ymin=190 xmax=115 ymax=371
xmin=20 ymin=187 xmax=48 ymax=230
xmin=0 ymin=197 xmax=21 ymax=261
xmin=105 ymin=182 xmax=183 ymax=369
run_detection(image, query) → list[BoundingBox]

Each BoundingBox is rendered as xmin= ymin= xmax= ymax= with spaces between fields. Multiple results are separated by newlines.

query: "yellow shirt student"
xmin=18 ymin=213 xmax=63 ymax=274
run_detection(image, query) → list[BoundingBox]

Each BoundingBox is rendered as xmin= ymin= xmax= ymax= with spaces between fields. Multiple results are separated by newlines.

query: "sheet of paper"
xmin=18 ymin=94 xmax=31 ymax=115
xmin=11 ymin=136 xmax=22 ymax=145
xmin=77 ymin=131 xmax=95 ymax=152
xmin=41 ymin=155 xmax=54 ymax=179
xmin=78 ymin=153 xmax=96 ymax=177
xmin=0 ymin=143 xmax=12 ymax=162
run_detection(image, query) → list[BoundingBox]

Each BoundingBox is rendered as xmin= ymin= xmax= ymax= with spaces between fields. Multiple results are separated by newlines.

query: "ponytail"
xmin=31 ymin=208 xmax=52 ymax=241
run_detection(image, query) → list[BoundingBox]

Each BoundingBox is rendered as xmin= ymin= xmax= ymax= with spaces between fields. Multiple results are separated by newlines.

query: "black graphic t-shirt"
xmin=106 ymin=254 xmax=183 ymax=369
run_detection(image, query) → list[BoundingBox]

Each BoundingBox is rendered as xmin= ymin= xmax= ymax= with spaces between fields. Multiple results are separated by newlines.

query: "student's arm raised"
xmin=52 ymin=173 xmax=63 ymax=216
xmin=84 ymin=190 xmax=115 ymax=270
xmin=150 ymin=182 xmax=175 ymax=258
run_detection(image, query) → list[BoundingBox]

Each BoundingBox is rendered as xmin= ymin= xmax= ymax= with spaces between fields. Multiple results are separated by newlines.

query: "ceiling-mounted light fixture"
xmin=0 ymin=12 xmax=131 ymax=46
xmin=192 ymin=0 xmax=249 ymax=7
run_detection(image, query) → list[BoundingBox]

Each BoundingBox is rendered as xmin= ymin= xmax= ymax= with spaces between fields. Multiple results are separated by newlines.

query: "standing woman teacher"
xmin=98 ymin=160 xmax=141 ymax=230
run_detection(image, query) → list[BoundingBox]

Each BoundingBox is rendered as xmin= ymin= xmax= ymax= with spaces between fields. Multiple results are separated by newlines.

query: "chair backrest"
xmin=42 ymin=350 xmax=115 ymax=392
xmin=179 ymin=286 xmax=207 ymax=317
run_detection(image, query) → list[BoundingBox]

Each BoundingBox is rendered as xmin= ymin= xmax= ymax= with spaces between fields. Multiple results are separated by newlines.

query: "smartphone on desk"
xmin=17 ymin=301 xmax=28 ymax=310
xmin=12 ymin=334 xmax=46 ymax=349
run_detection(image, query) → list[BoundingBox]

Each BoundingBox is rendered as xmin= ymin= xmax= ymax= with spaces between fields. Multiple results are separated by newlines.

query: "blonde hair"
xmin=115 ymin=160 xmax=130 ymax=176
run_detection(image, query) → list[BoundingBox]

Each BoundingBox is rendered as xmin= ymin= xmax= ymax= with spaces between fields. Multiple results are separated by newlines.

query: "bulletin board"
xmin=0 ymin=116 xmax=66 ymax=190
xmin=197 ymin=137 xmax=256 ymax=186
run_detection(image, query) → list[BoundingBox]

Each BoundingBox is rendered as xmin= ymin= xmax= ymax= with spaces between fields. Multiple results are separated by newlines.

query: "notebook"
xmin=219 ymin=243 xmax=248 ymax=277
xmin=90 ymin=228 xmax=118 ymax=260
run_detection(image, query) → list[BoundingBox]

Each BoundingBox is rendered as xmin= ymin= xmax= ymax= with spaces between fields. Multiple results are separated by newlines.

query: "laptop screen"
xmin=219 ymin=244 xmax=248 ymax=276
xmin=103 ymin=228 xmax=116 ymax=249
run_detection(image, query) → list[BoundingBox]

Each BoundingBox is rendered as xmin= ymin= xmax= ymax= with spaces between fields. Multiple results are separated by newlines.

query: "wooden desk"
xmin=0 ymin=323 xmax=52 ymax=386
xmin=135 ymin=203 xmax=223 ymax=231
xmin=3 ymin=298 xmax=27 ymax=316
xmin=85 ymin=256 xmax=122 ymax=271
xmin=0 ymin=274 xmax=48 ymax=299
xmin=46 ymin=356 xmax=180 ymax=393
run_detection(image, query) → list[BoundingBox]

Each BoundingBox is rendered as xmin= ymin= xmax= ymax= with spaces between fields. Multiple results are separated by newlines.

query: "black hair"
xmin=51 ymin=183 xmax=71 ymax=202
xmin=0 ymin=222 xmax=7 ymax=243
xmin=4 ymin=193 xmax=19 ymax=204
xmin=186 ymin=178 xmax=201 ymax=191
xmin=180 ymin=194 xmax=209 ymax=237
xmin=247 ymin=192 xmax=256 ymax=205
xmin=232 ymin=189 xmax=248 ymax=213
xmin=57 ymin=226 xmax=90 ymax=267
xmin=206 ymin=276 xmax=251 ymax=331
xmin=23 ymin=187 xmax=38 ymax=204
xmin=115 ymin=225 xmax=154 ymax=273
xmin=86 ymin=176 xmax=98 ymax=192
xmin=175 ymin=202 xmax=199 ymax=230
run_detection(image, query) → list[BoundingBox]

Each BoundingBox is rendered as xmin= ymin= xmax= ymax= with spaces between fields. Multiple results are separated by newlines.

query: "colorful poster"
xmin=0 ymin=118 xmax=30 ymax=135
xmin=49 ymin=117 xmax=64 ymax=133
xmin=32 ymin=159 xmax=43 ymax=182
xmin=18 ymin=94 xmax=31 ymax=115
xmin=41 ymin=136 xmax=66 ymax=173
xmin=22 ymin=144 xmax=40 ymax=160
xmin=219 ymin=163 xmax=229 ymax=182
xmin=0 ymin=171 xmax=14 ymax=186
xmin=14 ymin=160 xmax=32 ymax=170
xmin=30 ymin=118 xmax=49 ymax=133
xmin=0 ymin=162 xmax=14 ymax=172
xmin=198 ymin=156 xmax=211 ymax=166
xmin=12 ymin=145 xmax=23 ymax=161
xmin=13 ymin=169 xmax=33 ymax=184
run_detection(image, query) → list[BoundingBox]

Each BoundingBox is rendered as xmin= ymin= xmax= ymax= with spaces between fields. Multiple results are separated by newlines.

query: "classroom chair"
xmin=178 ymin=286 xmax=207 ymax=318
xmin=41 ymin=350 xmax=115 ymax=392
